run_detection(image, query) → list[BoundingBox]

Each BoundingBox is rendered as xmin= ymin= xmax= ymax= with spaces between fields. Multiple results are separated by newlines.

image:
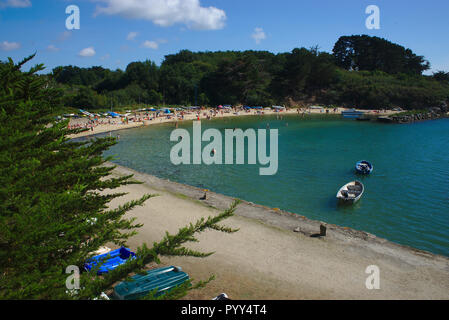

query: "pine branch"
xmin=77 ymin=201 xmax=239 ymax=299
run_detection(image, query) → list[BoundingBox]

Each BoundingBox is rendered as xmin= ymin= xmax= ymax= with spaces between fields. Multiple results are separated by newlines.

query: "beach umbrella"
xmin=107 ymin=111 xmax=121 ymax=117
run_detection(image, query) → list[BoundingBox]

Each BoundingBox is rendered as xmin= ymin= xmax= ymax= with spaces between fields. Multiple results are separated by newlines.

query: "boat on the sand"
xmin=113 ymin=266 xmax=189 ymax=300
xmin=84 ymin=247 xmax=136 ymax=275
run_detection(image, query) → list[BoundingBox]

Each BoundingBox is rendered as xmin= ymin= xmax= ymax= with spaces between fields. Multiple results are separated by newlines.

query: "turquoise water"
xmin=99 ymin=115 xmax=449 ymax=256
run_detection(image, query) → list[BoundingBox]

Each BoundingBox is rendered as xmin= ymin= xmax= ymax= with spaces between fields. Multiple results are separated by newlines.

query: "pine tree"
xmin=0 ymin=55 xmax=238 ymax=300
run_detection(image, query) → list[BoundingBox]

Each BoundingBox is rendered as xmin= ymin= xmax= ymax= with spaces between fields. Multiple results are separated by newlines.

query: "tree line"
xmin=47 ymin=35 xmax=449 ymax=110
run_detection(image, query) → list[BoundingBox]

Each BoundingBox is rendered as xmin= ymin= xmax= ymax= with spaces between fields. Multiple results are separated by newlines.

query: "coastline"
xmin=107 ymin=162 xmax=449 ymax=300
xmin=69 ymin=107 xmax=397 ymax=139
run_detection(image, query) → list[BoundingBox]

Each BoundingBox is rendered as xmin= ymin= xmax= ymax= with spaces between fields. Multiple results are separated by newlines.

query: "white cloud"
xmin=252 ymin=27 xmax=266 ymax=44
xmin=46 ymin=45 xmax=60 ymax=52
xmin=0 ymin=41 xmax=21 ymax=51
xmin=94 ymin=0 xmax=226 ymax=30
xmin=0 ymin=0 xmax=31 ymax=8
xmin=79 ymin=47 xmax=96 ymax=57
xmin=100 ymin=53 xmax=110 ymax=60
xmin=127 ymin=31 xmax=138 ymax=40
xmin=142 ymin=40 xmax=158 ymax=49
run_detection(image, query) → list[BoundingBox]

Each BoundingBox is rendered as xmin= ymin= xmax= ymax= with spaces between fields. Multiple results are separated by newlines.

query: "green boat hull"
xmin=113 ymin=266 xmax=189 ymax=300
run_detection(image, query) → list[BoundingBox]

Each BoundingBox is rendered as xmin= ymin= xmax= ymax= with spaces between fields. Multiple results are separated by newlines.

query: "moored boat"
xmin=113 ymin=266 xmax=189 ymax=300
xmin=342 ymin=109 xmax=365 ymax=119
xmin=336 ymin=181 xmax=364 ymax=203
xmin=355 ymin=160 xmax=373 ymax=174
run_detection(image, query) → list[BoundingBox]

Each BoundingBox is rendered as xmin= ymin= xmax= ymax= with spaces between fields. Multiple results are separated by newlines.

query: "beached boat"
xmin=212 ymin=293 xmax=231 ymax=300
xmin=336 ymin=181 xmax=364 ymax=203
xmin=84 ymin=247 xmax=136 ymax=275
xmin=355 ymin=160 xmax=373 ymax=174
xmin=342 ymin=109 xmax=365 ymax=119
xmin=92 ymin=246 xmax=111 ymax=256
xmin=113 ymin=266 xmax=189 ymax=300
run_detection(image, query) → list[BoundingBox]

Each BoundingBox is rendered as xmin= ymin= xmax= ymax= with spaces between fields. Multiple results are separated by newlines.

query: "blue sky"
xmin=0 ymin=0 xmax=448 ymax=74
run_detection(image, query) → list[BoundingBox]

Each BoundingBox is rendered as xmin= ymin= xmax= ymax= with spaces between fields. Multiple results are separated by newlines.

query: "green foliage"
xmin=141 ymin=275 xmax=215 ymax=300
xmin=433 ymin=71 xmax=449 ymax=83
xmin=332 ymin=35 xmax=430 ymax=75
xmin=0 ymin=56 xmax=239 ymax=300
xmin=271 ymin=48 xmax=337 ymax=102
xmin=395 ymin=109 xmax=428 ymax=116
xmin=47 ymin=35 xmax=449 ymax=110
xmin=53 ymin=65 xmax=109 ymax=87
xmin=327 ymin=69 xmax=449 ymax=109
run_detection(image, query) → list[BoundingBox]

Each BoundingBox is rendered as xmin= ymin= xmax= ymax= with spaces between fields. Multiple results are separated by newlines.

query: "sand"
xmin=105 ymin=164 xmax=449 ymax=300
xmin=69 ymin=107 xmax=397 ymax=139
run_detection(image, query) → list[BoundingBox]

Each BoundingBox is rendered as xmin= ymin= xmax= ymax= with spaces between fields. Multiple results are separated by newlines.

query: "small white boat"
xmin=336 ymin=181 xmax=364 ymax=203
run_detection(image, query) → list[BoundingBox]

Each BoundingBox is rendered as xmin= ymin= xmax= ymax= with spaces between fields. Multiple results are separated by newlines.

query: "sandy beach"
xmin=105 ymin=164 xmax=449 ymax=300
xmin=69 ymin=107 xmax=397 ymax=139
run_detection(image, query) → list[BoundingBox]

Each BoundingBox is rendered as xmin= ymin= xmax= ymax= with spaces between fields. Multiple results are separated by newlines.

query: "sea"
xmin=99 ymin=114 xmax=449 ymax=256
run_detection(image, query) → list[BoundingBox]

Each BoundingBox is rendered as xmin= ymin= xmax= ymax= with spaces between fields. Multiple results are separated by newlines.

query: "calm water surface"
xmin=99 ymin=115 xmax=449 ymax=256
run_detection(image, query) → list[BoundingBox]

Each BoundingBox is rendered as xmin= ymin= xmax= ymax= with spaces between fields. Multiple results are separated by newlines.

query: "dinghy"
xmin=84 ymin=247 xmax=136 ymax=275
xmin=341 ymin=109 xmax=365 ymax=119
xmin=336 ymin=181 xmax=364 ymax=203
xmin=355 ymin=160 xmax=373 ymax=174
xmin=113 ymin=266 xmax=189 ymax=300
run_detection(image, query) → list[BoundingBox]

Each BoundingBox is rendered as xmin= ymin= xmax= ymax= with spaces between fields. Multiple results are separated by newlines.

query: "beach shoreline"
xmin=107 ymin=162 xmax=449 ymax=300
xmin=69 ymin=107 xmax=397 ymax=139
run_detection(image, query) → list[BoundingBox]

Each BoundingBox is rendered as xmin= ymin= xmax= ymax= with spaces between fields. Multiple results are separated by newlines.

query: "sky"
xmin=0 ymin=0 xmax=448 ymax=74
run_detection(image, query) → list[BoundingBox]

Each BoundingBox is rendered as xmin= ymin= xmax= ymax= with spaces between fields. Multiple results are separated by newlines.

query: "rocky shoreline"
xmin=377 ymin=106 xmax=448 ymax=124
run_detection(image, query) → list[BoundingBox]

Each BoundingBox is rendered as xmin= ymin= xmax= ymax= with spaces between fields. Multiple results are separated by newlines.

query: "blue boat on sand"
xmin=355 ymin=160 xmax=373 ymax=174
xmin=84 ymin=247 xmax=136 ymax=275
xmin=113 ymin=266 xmax=190 ymax=300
